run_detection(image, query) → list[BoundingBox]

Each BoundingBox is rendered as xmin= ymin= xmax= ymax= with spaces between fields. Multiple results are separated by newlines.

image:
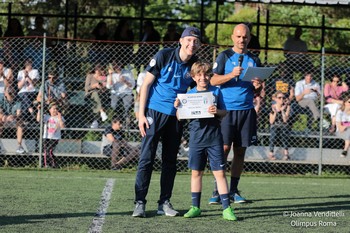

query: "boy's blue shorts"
xmin=188 ymin=145 xmax=225 ymax=171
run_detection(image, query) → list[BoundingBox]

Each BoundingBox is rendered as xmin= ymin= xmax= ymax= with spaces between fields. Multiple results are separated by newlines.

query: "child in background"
xmin=36 ymin=102 xmax=65 ymax=168
xmin=268 ymin=91 xmax=291 ymax=160
xmin=102 ymin=117 xmax=139 ymax=170
xmin=174 ymin=61 xmax=236 ymax=221
xmin=335 ymin=93 xmax=350 ymax=158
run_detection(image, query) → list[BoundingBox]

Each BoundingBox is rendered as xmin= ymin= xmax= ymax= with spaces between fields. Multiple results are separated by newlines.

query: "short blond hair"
xmin=190 ymin=60 xmax=212 ymax=77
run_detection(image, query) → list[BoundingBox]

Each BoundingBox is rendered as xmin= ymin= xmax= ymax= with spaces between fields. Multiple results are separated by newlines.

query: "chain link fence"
xmin=0 ymin=36 xmax=349 ymax=175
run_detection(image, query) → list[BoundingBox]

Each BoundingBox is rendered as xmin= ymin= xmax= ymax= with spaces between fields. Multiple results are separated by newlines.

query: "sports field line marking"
xmin=88 ymin=178 xmax=115 ymax=233
xmin=249 ymin=181 xmax=344 ymax=186
xmin=2 ymin=174 xmax=113 ymax=180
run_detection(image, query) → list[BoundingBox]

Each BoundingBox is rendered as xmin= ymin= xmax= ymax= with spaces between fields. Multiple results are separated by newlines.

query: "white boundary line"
xmin=88 ymin=178 xmax=116 ymax=233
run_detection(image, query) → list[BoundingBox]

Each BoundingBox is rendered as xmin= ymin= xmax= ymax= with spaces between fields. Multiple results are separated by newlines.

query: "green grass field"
xmin=0 ymin=169 xmax=349 ymax=233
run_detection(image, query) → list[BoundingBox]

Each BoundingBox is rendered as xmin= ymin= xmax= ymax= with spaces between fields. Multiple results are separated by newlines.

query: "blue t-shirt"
xmin=213 ymin=49 xmax=261 ymax=110
xmin=146 ymin=47 xmax=197 ymax=116
xmin=187 ymin=85 xmax=226 ymax=147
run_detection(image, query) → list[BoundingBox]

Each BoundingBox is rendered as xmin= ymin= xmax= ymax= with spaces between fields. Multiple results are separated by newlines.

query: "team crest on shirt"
xmin=185 ymin=72 xmax=192 ymax=79
xmin=248 ymin=61 xmax=254 ymax=67
xmin=168 ymin=67 xmax=173 ymax=72
xmin=146 ymin=117 xmax=154 ymax=125
xmin=213 ymin=62 xmax=218 ymax=69
xmin=149 ymin=59 xmax=156 ymax=67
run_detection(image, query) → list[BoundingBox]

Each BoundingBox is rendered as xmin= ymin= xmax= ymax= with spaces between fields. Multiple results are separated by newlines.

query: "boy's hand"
xmin=174 ymin=98 xmax=180 ymax=108
xmin=208 ymin=105 xmax=217 ymax=114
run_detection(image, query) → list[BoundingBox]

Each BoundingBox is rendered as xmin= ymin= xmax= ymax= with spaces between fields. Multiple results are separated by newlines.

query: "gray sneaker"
xmin=157 ymin=200 xmax=179 ymax=216
xmin=132 ymin=202 xmax=146 ymax=218
xmin=16 ymin=146 xmax=25 ymax=154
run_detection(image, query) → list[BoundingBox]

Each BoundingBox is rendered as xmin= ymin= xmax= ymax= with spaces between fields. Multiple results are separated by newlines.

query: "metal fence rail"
xmin=0 ymin=36 xmax=349 ymax=175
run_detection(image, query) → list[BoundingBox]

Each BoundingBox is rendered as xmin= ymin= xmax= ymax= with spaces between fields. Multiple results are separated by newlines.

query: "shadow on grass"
xmin=0 ymin=212 xmax=96 ymax=226
xmin=236 ymin=194 xmax=350 ymax=220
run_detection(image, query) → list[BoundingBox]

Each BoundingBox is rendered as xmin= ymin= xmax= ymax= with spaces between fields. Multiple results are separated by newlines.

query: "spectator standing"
xmin=268 ymin=91 xmax=291 ymax=160
xmin=113 ymin=20 xmax=134 ymax=66
xmin=283 ymin=26 xmax=311 ymax=75
xmin=324 ymin=73 xmax=348 ymax=133
xmin=36 ymin=102 xmax=65 ymax=168
xmin=106 ymin=63 xmax=135 ymax=127
xmin=294 ymin=71 xmax=321 ymax=130
xmin=17 ymin=59 xmax=39 ymax=123
xmin=90 ymin=21 xmax=110 ymax=66
xmin=91 ymin=21 xmax=109 ymax=41
xmin=101 ymin=118 xmax=139 ymax=170
xmin=25 ymin=16 xmax=53 ymax=70
xmin=174 ymin=61 xmax=236 ymax=221
xmin=245 ymin=22 xmax=260 ymax=56
xmin=163 ymin=23 xmax=181 ymax=48
xmin=0 ymin=85 xmax=24 ymax=154
xmin=283 ymin=27 xmax=307 ymax=55
xmin=132 ymin=27 xmax=201 ymax=218
xmin=28 ymin=16 xmax=51 ymax=37
xmin=84 ymin=64 xmax=109 ymax=128
xmin=335 ymin=93 xmax=350 ymax=158
xmin=134 ymin=20 xmax=161 ymax=71
xmin=3 ymin=18 xmax=24 ymax=72
xmin=209 ymin=23 xmax=261 ymax=204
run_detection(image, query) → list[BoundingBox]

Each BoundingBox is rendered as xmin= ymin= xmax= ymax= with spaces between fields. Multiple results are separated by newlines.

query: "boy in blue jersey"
xmin=132 ymin=27 xmax=202 ymax=218
xmin=209 ymin=24 xmax=261 ymax=204
xmin=174 ymin=61 xmax=236 ymax=221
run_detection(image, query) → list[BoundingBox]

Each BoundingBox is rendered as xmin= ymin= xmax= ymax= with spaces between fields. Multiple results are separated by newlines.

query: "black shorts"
xmin=221 ymin=109 xmax=257 ymax=147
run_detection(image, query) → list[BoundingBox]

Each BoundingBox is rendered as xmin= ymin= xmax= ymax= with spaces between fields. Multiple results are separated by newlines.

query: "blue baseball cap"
xmin=181 ymin=27 xmax=201 ymax=40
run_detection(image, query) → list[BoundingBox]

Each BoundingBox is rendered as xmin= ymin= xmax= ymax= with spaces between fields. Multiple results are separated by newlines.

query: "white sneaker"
xmin=90 ymin=120 xmax=99 ymax=128
xmin=100 ymin=111 xmax=108 ymax=122
xmin=16 ymin=146 xmax=25 ymax=154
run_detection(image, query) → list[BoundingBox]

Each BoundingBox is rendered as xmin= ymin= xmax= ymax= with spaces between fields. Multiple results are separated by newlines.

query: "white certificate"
xmin=241 ymin=67 xmax=276 ymax=82
xmin=177 ymin=92 xmax=215 ymax=119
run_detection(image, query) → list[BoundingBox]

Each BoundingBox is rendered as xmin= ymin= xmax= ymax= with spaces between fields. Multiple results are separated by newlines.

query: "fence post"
xmin=318 ymin=47 xmax=326 ymax=176
xmin=38 ymin=34 xmax=47 ymax=168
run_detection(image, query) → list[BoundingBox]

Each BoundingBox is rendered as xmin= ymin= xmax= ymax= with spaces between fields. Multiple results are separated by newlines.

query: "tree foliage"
xmin=0 ymin=0 xmax=349 ymax=53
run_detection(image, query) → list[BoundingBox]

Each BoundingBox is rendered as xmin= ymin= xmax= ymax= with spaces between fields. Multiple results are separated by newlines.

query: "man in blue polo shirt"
xmin=132 ymin=26 xmax=202 ymax=218
xmin=209 ymin=23 xmax=261 ymax=204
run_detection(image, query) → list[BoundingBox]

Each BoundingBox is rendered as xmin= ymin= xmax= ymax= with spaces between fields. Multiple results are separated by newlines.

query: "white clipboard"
xmin=241 ymin=67 xmax=276 ymax=82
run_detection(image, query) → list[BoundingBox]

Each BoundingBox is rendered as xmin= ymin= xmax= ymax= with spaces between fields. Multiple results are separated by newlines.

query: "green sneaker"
xmin=184 ymin=206 xmax=201 ymax=218
xmin=223 ymin=207 xmax=237 ymax=221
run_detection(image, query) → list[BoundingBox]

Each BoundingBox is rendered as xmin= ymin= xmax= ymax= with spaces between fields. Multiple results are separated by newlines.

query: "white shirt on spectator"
xmin=136 ymin=70 xmax=147 ymax=94
xmin=42 ymin=114 xmax=65 ymax=140
xmin=106 ymin=69 xmax=135 ymax=95
xmin=17 ymin=69 xmax=39 ymax=94
xmin=336 ymin=110 xmax=350 ymax=132
xmin=0 ymin=67 xmax=10 ymax=94
xmin=295 ymin=79 xmax=320 ymax=100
